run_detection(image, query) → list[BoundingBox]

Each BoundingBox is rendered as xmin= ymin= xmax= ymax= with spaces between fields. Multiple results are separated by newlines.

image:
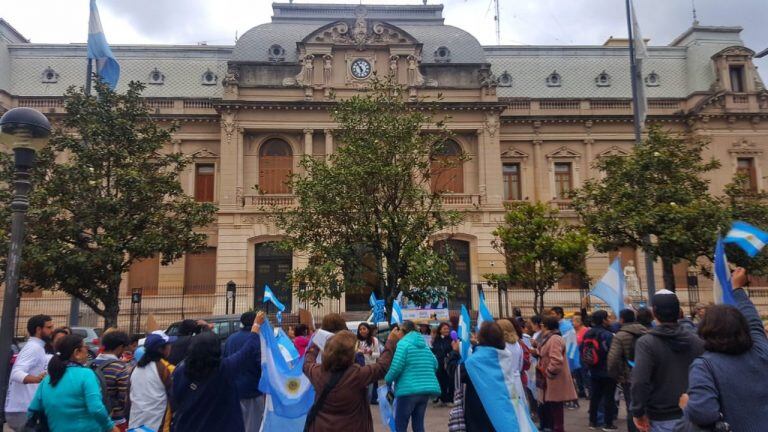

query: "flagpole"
xmin=85 ymin=58 xmax=93 ymax=96
xmin=625 ymin=0 xmax=657 ymax=304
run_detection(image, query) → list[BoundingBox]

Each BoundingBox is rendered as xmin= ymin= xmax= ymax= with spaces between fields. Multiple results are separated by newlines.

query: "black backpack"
xmin=88 ymin=359 xmax=119 ymax=414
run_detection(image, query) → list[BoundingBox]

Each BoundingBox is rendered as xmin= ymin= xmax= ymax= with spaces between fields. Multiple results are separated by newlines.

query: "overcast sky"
xmin=2 ymin=0 xmax=766 ymax=74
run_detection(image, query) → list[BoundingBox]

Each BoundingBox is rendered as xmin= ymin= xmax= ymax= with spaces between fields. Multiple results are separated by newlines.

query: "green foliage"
xmin=571 ymin=126 xmax=724 ymax=290
xmin=275 ymin=78 xmax=463 ymax=310
xmin=0 ymin=80 xmax=217 ymax=327
xmin=487 ymin=201 xmax=591 ymax=314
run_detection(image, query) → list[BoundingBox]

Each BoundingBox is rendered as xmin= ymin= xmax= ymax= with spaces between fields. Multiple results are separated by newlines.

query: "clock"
xmin=350 ymin=58 xmax=372 ymax=79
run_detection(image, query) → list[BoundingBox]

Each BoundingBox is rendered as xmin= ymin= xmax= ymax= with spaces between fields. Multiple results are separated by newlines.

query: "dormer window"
xmin=729 ymin=65 xmax=745 ymax=92
xmin=645 ymin=71 xmax=660 ymax=87
xmin=498 ymin=71 xmax=512 ymax=87
xmin=595 ymin=70 xmax=611 ymax=87
xmin=41 ymin=67 xmax=59 ymax=83
xmin=546 ymin=71 xmax=561 ymax=87
xmin=148 ymin=68 xmax=165 ymax=85
xmin=268 ymin=45 xmax=285 ymax=62
xmin=201 ymin=69 xmax=218 ymax=86
xmin=434 ymin=46 xmax=451 ymax=63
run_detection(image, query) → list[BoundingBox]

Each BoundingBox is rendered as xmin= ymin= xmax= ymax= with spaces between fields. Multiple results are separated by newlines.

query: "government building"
xmin=1 ymin=3 xmax=767 ymax=324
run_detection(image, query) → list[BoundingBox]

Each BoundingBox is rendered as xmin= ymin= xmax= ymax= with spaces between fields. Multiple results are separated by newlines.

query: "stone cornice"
xmin=214 ymin=100 xmax=507 ymax=112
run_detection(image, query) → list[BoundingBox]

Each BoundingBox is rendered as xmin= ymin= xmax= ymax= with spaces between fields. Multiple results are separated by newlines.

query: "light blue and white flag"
xmin=476 ymin=290 xmax=494 ymax=332
xmin=87 ymin=0 xmax=120 ymax=89
xmin=258 ymin=318 xmax=314 ymax=428
xmin=589 ymin=257 xmax=626 ymax=317
xmin=370 ymin=292 xmax=386 ymax=324
xmin=464 ymin=345 xmax=538 ymax=432
xmin=390 ymin=300 xmax=403 ymax=325
xmin=724 ymin=221 xmax=768 ymax=257
xmin=559 ymin=319 xmax=581 ymax=371
xmin=458 ymin=304 xmax=472 ymax=363
xmin=376 ymin=385 xmax=396 ymax=432
xmin=263 ymin=285 xmax=286 ymax=324
xmin=275 ymin=327 xmax=300 ymax=363
xmin=714 ymin=236 xmax=736 ymax=305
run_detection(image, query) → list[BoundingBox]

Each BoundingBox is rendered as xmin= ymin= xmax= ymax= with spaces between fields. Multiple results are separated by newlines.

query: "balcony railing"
xmin=550 ymin=199 xmax=575 ymax=212
xmin=244 ymin=194 xmax=297 ymax=207
xmin=732 ymin=94 xmax=749 ymax=104
xmin=440 ymin=194 xmax=482 ymax=207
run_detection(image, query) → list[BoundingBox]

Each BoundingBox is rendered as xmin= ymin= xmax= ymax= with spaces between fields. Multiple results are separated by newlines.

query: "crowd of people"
xmin=3 ymin=267 xmax=768 ymax=432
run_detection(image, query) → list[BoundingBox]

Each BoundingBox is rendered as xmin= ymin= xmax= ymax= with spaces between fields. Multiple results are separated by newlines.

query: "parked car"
xmin=71 ymin=327 xmax=102 ymax=359
xmin=166 ymin=315 xmax=241 ymax=348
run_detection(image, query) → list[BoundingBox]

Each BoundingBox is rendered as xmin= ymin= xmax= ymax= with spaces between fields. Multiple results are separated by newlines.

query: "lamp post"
xmin=0 ymin=107 xmax=51 ymax=422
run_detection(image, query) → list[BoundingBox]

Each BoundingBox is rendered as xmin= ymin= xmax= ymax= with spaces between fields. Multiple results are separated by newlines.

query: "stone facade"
xmin=1 ymin=4 xmax=768 ymax=317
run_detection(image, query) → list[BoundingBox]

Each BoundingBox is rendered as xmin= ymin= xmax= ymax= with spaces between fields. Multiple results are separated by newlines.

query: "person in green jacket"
xmin=385 ymin=320 xmax=440 ymax=432
xmin=28 ymin=334 xmax=118 ymax=432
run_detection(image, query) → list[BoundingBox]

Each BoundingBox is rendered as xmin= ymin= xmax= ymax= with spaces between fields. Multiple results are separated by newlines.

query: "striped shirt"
xmin=92 ymin=354 xmax=132 ymax=421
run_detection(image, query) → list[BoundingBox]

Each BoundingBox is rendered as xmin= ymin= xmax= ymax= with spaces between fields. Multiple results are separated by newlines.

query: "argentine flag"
xmin=464 ymin=345 xmax=538 ymax=432
xmin=390 ymin=300 xmax=403 ymax=325
xmin=275 ymin=326 xmax=300 ymax=363
xmin=476 ymin=290 xmax=494 ymax=332
xmin=458 ymin=304 xmax=472 ymax=363
xmin=714 ymin=237 xmax=736 ymax=305
xmin=258 ymin=318 xmax=314 ymax=427
xmin=559 ymin=319 xmax=581 ymax=371
xmin=87 ymin=0 xmax=120 ymax=89
xmin=724 ymin=221 xmax=768 ymax=257
xmin=263 ymin=285 xmax=286 ymax=323
xmin=370 ymin=292 xmax=386 ymax=324
xmin=589 ymin=257 xmax=626 ymax=317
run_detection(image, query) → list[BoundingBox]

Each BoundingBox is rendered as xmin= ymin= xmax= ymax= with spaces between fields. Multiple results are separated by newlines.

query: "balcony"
xmin=550 ymin=199 xmax=575 ymax=212
xmin=243 ymin=194 xmax=297 ymax=207
xmin=440 ymin=194 xmax=482 ymax=207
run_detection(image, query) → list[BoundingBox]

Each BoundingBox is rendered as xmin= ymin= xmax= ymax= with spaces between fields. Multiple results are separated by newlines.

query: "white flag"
xmin=630 ymin=0 xmax=648 ymax=126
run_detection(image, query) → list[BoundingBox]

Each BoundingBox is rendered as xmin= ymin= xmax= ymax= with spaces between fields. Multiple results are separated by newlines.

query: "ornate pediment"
xmin=546 ymin=146 xmax=581 ymax=159
xmin=501 ymin=146 xmax=529 ymax=159
xmin=597 ymin=146 xmax=630 ymax=158
xmin=711 ymin=45 xmax=755 ymax=60
xmin=302 ymin=8 xmax=418 ymax=49
xmin=191 ymin=148 xmax=219 ymax=159
xmin=729 ymin=138 xmax=763 ymax=156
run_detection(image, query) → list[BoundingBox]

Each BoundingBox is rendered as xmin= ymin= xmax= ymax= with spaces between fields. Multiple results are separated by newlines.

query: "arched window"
xmin=259 ymin=139 xmax=293 ymax=194
xmin=431 ymin=139 xmax=464 ymax=193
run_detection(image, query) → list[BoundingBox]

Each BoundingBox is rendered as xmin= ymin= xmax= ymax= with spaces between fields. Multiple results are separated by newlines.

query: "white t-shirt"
xmin=129 ymin=362 xmax=168 ymax=431
xmin=5 ymin=337 xmax=48 ymax=413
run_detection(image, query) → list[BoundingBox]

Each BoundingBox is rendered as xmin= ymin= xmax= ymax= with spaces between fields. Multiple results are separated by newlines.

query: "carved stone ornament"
xmin=406 ymin=55 xmax=425 ymax=87
xmin=295 ymin=55 xmax=315 ymax=87
xmin=597 ymin=146 xmax=630 ymax=158
xmin=484 ymin=113 xmax=499 ymax=137
xmin=304 ymin=7 xmax=418 ymax=49
xmin=479 ymin=69 xmax=499 ymax=89
xmin=546 ymin=146 xmax=581 ymax=160
xmin=502 ymin=147 xmax=529 ymax=159
xmin=729 ymin=138 xmax=763 ymax=156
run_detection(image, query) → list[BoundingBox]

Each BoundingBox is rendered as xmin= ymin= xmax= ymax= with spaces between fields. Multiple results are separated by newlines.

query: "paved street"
xmin=373 ymin=397 xmax=629 ymax=432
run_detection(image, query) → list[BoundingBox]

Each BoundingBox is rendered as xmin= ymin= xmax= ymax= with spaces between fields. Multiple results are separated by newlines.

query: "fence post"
xmin=68 ymin=296 xmax=80 ymax=327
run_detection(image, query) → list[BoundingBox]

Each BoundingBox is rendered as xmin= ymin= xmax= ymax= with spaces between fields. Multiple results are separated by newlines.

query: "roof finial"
xmin=691 ymin=0 xmax=699 ymax=25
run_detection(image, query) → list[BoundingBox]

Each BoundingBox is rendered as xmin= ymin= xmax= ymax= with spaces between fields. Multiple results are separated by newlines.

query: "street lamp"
xmin=0 ymin=107 xmax=51 ymax=423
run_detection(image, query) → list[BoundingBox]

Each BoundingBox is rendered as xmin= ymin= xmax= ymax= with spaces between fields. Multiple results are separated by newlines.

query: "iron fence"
xmin=6 ymin=281 xmax=768 ymax=337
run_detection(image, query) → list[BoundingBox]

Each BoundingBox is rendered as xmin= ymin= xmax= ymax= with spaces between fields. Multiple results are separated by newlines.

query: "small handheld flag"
xmin=390 ymin=300 xmax=403 ymax=325
xmin=714 ymin=237 xmax=736 ymax=305
xmin=370 ymin=292 xmax=386 ymax=324
xmin=458 ymin=304 xmax=472 ymax=363
xmin=476 ymin=290 xmax=494 ymax=332
xmin=724 ymin=221 xmax=768 ymax=257
xmin=87 ymin=0 xmax=120 ymax=90
xmin=589 ymin=257 xmax=626 ymax=317
xmin=263 ymin=285 xmax=286 ymax=324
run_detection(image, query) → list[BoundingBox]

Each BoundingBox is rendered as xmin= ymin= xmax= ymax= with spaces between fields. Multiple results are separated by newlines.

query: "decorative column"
xmin=219 ymin=111 xmax=238 ymax=206
xmin=476 ymin=129 xmax=487 ymax=198
xmin=484 ymin=113 xmax=503 ymax=205
xmin=532 ymin=139 xmax=543 ymax=202
xmin=235 ymin=127 xmax=244 ymax=206
xmin=303 ymin=129 xmax=314 ymax=158
xmin=584 ymin=138 xmax=594 ymax=180
xmin=324 ymin=129 xmax=333 ymax=162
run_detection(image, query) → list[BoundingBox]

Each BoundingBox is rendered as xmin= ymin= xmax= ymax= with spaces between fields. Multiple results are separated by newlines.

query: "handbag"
xmin=673 ymin=358 xmax=731 ymax=432
xmin=448 ymin=364 xmax=467 ymax=432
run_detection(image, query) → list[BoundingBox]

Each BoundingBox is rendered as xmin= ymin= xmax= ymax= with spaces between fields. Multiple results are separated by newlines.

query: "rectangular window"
xmin=729 ymin=65 xmax=745 ymax=92
xmin=502 ymin=163 xmax=522 ymax=201
xmin=184 ymin=247 xmax=217 ymax=294
xmin=673 ymin=260 xmax=690 ymax=289
xmin=737 ymin=158 xmax=758 ymax=192
xmin=554 ymin=162 xmax=573 ymax=199
xmin=194 ymin=164 xmax=215 ymax=202
xmin=128 ymin=255 xmax=159 ymax=296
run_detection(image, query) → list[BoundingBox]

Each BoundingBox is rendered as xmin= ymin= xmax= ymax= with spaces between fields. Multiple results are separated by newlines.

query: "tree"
xmin=571 ymin=126 xmax=724 ymax=291
xmin=2 ymin=80 xmax=217 ymax=327
xmin=274 ymin=78 xmax=462 ymax=310
xmin=486 ymin=202 xmax=591 ymax=314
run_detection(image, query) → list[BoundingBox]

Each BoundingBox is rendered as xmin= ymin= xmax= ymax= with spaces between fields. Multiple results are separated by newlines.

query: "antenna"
xmin=494 ymin=0 xmax=501 ymax=45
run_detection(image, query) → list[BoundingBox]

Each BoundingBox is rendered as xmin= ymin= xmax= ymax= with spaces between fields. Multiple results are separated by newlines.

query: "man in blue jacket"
xmin=224 ymin=311 xmax=263 ymax=432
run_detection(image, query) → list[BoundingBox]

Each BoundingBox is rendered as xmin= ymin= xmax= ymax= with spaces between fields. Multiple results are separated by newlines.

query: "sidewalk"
xmin=372 ymin=397 xmax=629 ymax=431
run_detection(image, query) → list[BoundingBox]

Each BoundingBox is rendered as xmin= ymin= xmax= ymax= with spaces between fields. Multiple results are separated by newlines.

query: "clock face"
xmin=350 ymin=59 xmax=372 ymax=79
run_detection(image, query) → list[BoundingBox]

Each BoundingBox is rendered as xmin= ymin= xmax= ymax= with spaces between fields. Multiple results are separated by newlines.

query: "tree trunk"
xmin=661 ymin=256 xmax=676 ymax=292
xmin=102 ymin=282 xmax=121 ymax=329
xmin=534 ymin=289 xmax=545 ymax=316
